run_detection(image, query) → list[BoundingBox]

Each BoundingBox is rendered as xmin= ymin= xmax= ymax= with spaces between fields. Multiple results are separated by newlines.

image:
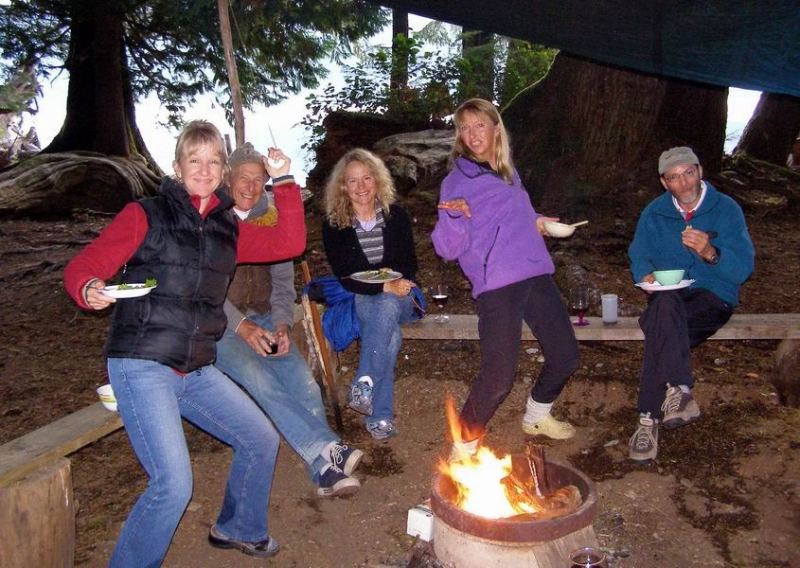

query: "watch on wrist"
xmin=706 ymin=248 xmax=719 ymax=265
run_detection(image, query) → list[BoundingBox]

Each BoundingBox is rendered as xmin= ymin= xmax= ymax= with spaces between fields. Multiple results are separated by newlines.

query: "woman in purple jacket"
xmin=432 ymin=98 xmax=579 ymax=455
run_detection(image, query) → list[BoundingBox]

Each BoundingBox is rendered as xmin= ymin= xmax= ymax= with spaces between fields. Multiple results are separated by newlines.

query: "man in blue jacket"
xmin=628 ymin=146 xmax=754 ymax=462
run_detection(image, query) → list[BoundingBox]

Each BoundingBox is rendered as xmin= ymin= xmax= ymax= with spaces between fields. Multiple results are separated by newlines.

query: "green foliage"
xmin=0 ymin=0 xmax=388 ymax=128
xmin=301 ymin=30 xmax=556 ymax=156
xmin=497 ymin=39 xmax=557 ymax=108
xmin=301 ymin=34 xmax=459 ymax=154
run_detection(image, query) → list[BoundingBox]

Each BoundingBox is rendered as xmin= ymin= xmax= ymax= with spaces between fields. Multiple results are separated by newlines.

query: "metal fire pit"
xmin=431 ymin=458 xmax=599 ymax=568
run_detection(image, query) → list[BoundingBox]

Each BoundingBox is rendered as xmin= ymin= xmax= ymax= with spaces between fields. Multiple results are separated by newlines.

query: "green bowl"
xmin=653 ymin=269 xmax=685 ymax=286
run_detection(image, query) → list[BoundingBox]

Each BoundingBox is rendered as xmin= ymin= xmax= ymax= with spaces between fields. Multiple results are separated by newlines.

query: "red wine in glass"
xmin=430 ymin=284 xmax=450 ymax=323
xmin=570 ymin=286 xmax=590 ymax=327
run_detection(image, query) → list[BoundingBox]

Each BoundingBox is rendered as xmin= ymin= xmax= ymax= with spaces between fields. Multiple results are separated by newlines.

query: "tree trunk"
xmin=461 ymin=30 xmax=494 ymax=102
xmin=733 ymin=92 xmax=800 ymax=165
xmin=503 ymin=53 xmax=727 ymax=216
xmin=44 ymin=1 xmax=128 ymax=156
xmin=390 ymin=9 xmax=409 ymax=93
xmin=41 ymin=0 xmax=161 ymax=178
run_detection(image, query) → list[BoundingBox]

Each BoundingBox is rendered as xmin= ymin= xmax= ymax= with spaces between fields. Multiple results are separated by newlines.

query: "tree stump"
xmin=0 ymin=458 xmax=75 ymax=568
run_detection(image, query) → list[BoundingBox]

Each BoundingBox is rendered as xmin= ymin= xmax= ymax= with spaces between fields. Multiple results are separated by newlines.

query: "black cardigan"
xmin=322 ymin=204 xmax=418 ymax=295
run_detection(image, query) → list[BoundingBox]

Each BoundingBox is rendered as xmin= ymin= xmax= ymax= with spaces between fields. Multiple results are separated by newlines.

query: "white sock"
xmin=321 ymin=441 xmax=337 ymax=460
xmin=678 ymin=384 xmax=691 ymax=394
xmin=523 ymin=398 xmax=553 ymax=424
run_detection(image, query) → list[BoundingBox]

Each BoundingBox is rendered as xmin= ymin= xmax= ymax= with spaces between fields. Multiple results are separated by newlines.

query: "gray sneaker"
xmin=661 ymin=384 xmax=701 ymax=430
xmin=629 ymin=414 xmax=659 ymax=462
xmin=347 ymin=376 xmax=374 ymax=416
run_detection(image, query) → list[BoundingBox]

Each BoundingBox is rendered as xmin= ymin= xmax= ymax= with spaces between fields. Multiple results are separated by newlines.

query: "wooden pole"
xmin=300 ymin=260 xmax=344 ymax=431
xmin=217 ymin=0 xmax=245 ymax=147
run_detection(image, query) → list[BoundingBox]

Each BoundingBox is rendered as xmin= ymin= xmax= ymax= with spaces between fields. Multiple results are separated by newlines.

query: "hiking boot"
xmin=328 ymin=443 xmax=364 ymax=476
xmin=661 ymin=384 xmax=701 ymax=430
xmin=208 ymin=525 xmax=280 ymax=558
xmin=522 ymin=414 xmax=576 ymax=439
xmin=629 ymin=414 xmax=659 ymax=462
xmin=348 ymin=376 xmax=374 ymax=416
xmin=317 ymin=465 xmax=360 ymax=498
xmin=367 ymin=419 xmax=397 ymax=440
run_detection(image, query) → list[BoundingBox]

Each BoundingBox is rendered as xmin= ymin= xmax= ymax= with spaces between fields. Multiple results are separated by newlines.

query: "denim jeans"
xmin=461 ymin=275 xmax=580 ymax=432
xmin=354 ymin=292 xmax=416 ymax=424
xmin=637 ymin=287 xmax=733 ymax=415
xmin=107 ymin=358 xmax=279 ymax=568
xmin=215 ymin=312 xmax=337 ymax=482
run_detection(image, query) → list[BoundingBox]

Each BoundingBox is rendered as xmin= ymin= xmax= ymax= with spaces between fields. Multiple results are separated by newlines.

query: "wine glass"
xmin=570 ymin=285 xmax=590 ymax=327
xmin=430 ymin=284 xmax=450 ymax=323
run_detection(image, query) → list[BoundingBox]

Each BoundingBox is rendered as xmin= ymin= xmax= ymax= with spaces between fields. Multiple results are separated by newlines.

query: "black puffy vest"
xmin=105 ymin=179 xmax=238 ymax=372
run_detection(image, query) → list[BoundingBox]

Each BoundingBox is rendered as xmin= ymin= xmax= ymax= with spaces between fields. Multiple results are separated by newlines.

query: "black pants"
xmin=460 ymin=275 xmax=580 ymax=432
xmin=637 ymin=288 xmax=733 ymax=416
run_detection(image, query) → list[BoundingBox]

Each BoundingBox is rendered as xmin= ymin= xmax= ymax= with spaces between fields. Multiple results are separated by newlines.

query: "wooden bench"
xmin=0 ymin=403 xmax=123 ymax=567
xmin=402 ymin=313 xmax=800 ymax=407
xmin=402 ymin=313 xmax=800 ymax=342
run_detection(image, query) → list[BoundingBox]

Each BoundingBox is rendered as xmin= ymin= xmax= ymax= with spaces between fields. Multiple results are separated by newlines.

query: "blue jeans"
xmin=354 ymin=292 xmax=416 ymax=424
xmin=107 ymin=358 xmax=279 ymax=568
xmin=215 ymin=313 xmax=337 ymax=482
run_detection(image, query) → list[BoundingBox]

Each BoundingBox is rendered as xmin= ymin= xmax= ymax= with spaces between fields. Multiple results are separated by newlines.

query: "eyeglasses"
xmin=662 ymin=167 xmax=698 ymax=183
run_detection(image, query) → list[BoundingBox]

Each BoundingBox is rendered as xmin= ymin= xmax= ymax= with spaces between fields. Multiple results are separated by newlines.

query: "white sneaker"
xmin=522 ymin=414 xmax=576 ymax=439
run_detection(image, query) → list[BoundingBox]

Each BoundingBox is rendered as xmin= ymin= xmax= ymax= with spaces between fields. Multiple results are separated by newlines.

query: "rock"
xmin=373 ymin=130 xmax=455 ymax=195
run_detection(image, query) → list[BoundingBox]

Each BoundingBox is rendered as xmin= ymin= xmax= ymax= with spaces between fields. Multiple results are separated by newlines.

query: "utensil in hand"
xmin=266 ymin=124 xmax=286 ymax=169
xmin=570 ymin=285 xmax=590 ymax=326
xmin=569 ymin=220 xmax=589 ymax=228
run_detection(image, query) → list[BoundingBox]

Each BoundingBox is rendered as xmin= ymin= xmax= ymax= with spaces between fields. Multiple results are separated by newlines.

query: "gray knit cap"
xmin=658 ymin=146 xmax=699 ymax=175
xmin=229 ymin=142 xmax=264 ymax=168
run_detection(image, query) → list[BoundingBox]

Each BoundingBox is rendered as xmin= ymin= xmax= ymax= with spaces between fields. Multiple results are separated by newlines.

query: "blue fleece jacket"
xmin=628 ymin=181 xmax=754 ymax=306
xmin=431 ymin=157 xmax=554 ymax=298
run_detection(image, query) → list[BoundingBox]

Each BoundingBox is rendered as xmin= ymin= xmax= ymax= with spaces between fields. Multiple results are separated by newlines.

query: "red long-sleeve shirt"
xmin=64 ymin=180 xmax=306 ymax=309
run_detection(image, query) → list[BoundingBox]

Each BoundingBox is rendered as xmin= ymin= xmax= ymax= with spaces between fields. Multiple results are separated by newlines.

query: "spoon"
xmin=569 ymin=220 xmax=589 ymax=228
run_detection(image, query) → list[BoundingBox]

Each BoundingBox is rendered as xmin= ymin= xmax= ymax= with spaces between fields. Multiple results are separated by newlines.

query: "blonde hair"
xmin=174 ymin=120 xmax=227 ymax=166
xmin=452 ymin=98 xmax=514 ymax=183
xmin=324 ymin=148 xmax=397 ymax=228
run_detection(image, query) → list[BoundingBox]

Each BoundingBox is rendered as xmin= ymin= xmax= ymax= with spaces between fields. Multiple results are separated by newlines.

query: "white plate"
xmin=349 ymin=270 xmax=402 ymax=284
xmin=635 ymin=279 xmax=695 ymax=292
xmin=102 ymin=284 xmax=157 ymax=299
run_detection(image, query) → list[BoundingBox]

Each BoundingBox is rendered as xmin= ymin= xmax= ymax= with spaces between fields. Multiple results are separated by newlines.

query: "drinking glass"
xmin=430 ymin=284 xmax=450 ymax=323
xmin=568 ymin=547 xmax=608 ymax=567
xmin=570 ymin=285 xmax=590 ymax=327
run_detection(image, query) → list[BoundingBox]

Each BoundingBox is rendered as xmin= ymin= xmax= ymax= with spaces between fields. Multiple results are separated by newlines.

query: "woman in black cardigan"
xmin=322 ymin=148 xmax=419 ymax=440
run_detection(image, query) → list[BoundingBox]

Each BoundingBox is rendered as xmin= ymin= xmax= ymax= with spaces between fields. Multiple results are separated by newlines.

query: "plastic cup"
xmin=96 ymin=384 xmax=118 ymax=412
xmin=601 ymin=294 xmax=618 ymax=325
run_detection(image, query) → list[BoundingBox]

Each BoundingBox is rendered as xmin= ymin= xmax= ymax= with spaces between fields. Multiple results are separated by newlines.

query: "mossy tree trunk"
xmin=733 ymin=93 xmax=800 ymax=165
xmin=503 ymin=53 xmax=727 ymax=216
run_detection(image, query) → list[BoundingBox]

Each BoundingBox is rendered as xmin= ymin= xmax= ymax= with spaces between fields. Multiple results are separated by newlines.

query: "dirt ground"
xmin=1 ymin=176 xmax=799 ymax=567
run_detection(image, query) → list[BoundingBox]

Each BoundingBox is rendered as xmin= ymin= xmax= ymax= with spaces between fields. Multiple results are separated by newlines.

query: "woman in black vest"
xmin=64 ymin=121 xmax=306 ymax=565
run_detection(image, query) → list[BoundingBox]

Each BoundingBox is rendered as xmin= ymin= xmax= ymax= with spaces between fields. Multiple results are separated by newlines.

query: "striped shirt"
xmin=354 ymin=207 xmax=385 ymax=265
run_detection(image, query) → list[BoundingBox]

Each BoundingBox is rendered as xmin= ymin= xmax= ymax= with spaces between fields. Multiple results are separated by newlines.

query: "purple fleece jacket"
xmin=431 ymin=157 xmax=555 ymax=299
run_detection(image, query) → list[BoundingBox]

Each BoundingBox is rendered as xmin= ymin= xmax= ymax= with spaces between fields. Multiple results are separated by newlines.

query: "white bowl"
xmin=96 ymin=384 xmax=118 ymax=412
xmin=543 ymin=221 xmax=576 ymax=238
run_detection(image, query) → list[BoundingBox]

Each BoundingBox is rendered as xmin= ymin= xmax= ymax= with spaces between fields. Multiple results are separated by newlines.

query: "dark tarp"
xmin=372 ymin=0 xmax=800 ymax=97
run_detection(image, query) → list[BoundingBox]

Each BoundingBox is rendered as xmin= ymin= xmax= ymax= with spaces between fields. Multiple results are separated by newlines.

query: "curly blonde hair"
xmin=452 ymin=98 xmax=514 ymax=184
xmin=324 ymin=148 xmax=397 ymax=228
xmin=173 ymin=120 xmax=228 ymax=166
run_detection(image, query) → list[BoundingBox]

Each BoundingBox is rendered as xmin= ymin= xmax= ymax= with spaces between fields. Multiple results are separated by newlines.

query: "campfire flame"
xmin=439 ymin=396 xmax=543 ymax=519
